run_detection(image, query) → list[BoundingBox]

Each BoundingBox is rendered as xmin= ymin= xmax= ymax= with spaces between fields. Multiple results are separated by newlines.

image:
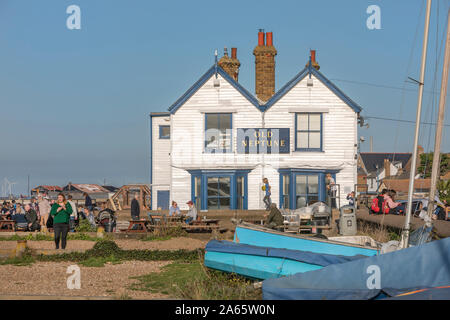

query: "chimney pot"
xmin=231 ymin=47 xmax=237 ymax=59
xmin=266 ymin=32 xmax=273 ymax=46
xmin=258 ymin=30 xmax=265 ymax=46
xmin=310 ymin=50 xmax=316 ymax=62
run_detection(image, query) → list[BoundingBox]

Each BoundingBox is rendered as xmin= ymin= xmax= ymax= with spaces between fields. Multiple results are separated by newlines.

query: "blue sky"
xmin=0 ymin=0 xmax=449 ymax=195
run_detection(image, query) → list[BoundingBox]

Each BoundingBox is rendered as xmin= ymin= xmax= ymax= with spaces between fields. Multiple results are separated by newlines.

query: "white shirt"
xmin=68 ymin=200 xmax=78 ymax=219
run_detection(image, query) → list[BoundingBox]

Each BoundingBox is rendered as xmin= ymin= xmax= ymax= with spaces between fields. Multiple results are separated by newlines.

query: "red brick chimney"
xmin=253 ymin=30 xmax=277 ymax=102
xmin=384 ymin=159 xmax=391 ymax=178
xmin=218 ymin=47 xmax=240 ymax=81
xmin=305 ymin=49 xmax=320 ymax=70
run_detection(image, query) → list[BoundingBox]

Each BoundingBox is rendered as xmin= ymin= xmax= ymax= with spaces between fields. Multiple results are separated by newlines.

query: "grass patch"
xmin=0 ymin=248 xmax=35 ymax=266
xmin=130 ymin=258 xmax=261 ymax=299
xmin=75 ymin=219 xmax=96 ymax=232
xmin=0 ymin=232 xmax=99 ymax=242
xmin=0 ymin=240 xmax=203 ymax=267
xmin=78 ymin=255 xmax=123 ymax=267
xmin=140 ymin=225 xmax=188 ymax=242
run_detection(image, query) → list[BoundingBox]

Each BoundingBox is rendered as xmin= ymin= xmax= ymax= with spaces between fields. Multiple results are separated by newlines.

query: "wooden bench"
xmin=182 ymin=219 xmax=220 ymax=232
xmin=0 ymin=220 xmax=15 ymax=232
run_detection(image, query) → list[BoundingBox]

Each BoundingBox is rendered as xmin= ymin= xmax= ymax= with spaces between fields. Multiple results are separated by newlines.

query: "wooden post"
xmin=427 ymin=8 xmax=450 ymax=217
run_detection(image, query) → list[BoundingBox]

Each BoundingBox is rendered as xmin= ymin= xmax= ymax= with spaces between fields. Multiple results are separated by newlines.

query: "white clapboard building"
xmin=150 ymin=31 xmax=362 ymax=211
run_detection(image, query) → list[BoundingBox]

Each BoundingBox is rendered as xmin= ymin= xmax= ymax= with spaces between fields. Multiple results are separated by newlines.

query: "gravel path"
xmin=0 ymin=261 xmax=171 ymax=299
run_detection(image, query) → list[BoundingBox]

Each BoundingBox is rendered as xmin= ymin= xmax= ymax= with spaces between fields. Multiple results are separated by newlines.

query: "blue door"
xmin=157 ymin=190 xmax=170 ymax=210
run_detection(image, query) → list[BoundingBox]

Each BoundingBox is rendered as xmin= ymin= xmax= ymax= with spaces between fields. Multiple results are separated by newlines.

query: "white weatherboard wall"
xmin=167 ymin=72 xmax=358 ymax=210
xmin=264 ymin=74 xmax=358 ymax=206
xmin=151 ymin=115 xmax=171 ymax=209
xmin=170 ymin=74 xmax=264 ymax=209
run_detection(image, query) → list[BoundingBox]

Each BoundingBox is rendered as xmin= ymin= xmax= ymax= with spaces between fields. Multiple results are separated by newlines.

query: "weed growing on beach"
xmin=130 ymin=253 xmax=261 ymax=299
xmin=75 ymin=219 xmax=97 ymax=232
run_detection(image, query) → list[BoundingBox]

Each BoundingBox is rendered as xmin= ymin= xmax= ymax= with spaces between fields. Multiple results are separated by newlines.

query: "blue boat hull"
xmin=204 ymin=251 xmax=323 ymax=279
xmin=204 ymin=233 xmax=376 ymax=280
xmin=233 ymin=224 xmax=378 ymax=257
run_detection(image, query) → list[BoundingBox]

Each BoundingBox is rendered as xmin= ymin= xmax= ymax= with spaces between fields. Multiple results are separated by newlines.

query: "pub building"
xmin=150 ymin=31 xmax=362 ymax=211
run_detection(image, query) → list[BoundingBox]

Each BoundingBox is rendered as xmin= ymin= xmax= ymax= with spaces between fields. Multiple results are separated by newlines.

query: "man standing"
xmin=38 ymin=195 xmax=51 ymax=229
xmin=185 ymin=201 xmax=197 ymax=224
xmin=84 ymin=192 xmax=93 ymax=213
xmin=326 ymin=173 xmax=337 ymax=208
xmin=67 ymin=195 xmax=78 ymax=220
xmin=131 ymin=193 xmax=140 ymax=220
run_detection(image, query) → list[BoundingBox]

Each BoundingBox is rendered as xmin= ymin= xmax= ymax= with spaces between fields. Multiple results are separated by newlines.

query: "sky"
xmin=0 ymin=0 xmax=449 ymax=195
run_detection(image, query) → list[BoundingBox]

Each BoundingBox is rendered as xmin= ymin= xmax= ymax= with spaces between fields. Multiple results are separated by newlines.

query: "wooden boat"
xmin=204 ymin=222 xmax=378 ymax=280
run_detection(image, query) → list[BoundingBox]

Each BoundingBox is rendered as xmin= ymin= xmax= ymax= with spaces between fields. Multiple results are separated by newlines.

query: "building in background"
xmin=30 ymin=185 xmax=63 ymax=198
xmin=150 ymin=31 xmax=363 ymax=211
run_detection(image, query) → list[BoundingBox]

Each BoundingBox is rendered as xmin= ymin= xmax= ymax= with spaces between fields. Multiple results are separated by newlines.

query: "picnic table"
xmin=182 ymin=218 xmax=220 ymax=232
xmin=0 ymin=219 xmax=15 ymax=232
xmin=123 ymin=220 xmax=149 ymax=233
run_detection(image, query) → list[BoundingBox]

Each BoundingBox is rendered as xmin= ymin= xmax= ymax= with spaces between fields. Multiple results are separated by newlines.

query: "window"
xmin=282 ymin=174 xmax=290 ymax=209
xmin=207 ymin=177 xmax=231 ymax=209
xmin=194 ymin=176 xmax=201 ymax=210
xmin=236 ymin=176 xmax=245 ymax=210
xmin=159 ymin=125 xmax=170 ymax=139
xmin=295 ymin=113 xmax=322 ymax=151
xmin=279 ymin=170 xmax=334 ymax=209
xmin=189 ymin=170 xmax=249 ymax=210
xmin=295 ymin=175 xmax=319 ymax=208
xmin=205 ymin=113 xmax=232 ymax=153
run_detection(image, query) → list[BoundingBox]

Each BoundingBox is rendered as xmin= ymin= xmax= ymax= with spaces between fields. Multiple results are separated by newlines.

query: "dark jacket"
xmin=131 ymin=199 xmax=140 ymax=219
xmin=25 ymin=208 xmax=39 ymax=231
xmin=85 ymin=195 xmax=93 ymax=208
xmin=266 ymin=206 xmax=284 ymax=227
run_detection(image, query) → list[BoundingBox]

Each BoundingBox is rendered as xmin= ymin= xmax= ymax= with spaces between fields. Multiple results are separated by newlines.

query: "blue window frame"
xmin=159 ymin=125 xmax=170 ymax=139
xmin=295 ymin=113 xmax=322 ymax=151
xmin=205 ymin=113 xmax=232 ymax=153
xmin=189 ymin=170 xmax=248 ymax=210
xmin=279 ymin=169 xmax=337 ymax=209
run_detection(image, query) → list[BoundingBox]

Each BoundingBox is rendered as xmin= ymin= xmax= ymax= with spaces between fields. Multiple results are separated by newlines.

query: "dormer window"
xmin=295 ymin=113 xmax=322 ymax=151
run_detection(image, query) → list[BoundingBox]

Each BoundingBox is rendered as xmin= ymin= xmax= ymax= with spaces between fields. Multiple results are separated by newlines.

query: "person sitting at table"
xmin=185 ymin=201 xmax=197 ymax=224
xmin=384 ymin=189 xmax=405 ymax=215
xmin=24 ymin=204 xmax=40 ymax=232
xmin=169 ymin=201 xmax=181 ymax=216
xmin=1 ymin=202 xmax=11 ymax=219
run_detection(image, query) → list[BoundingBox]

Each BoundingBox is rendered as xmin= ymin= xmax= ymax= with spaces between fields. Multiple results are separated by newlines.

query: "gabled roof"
xmin=168 ymin=65 xmax=260 ymax=114
xmin=261 ymin=63 xmax=363 ymax=113
xmin=63 ymin=184 xmax=109 ymax=193
xmin=360 ymin=153 xmax=412 ymax=174
xmin=167 ymin=62 xmax=363 ymax=114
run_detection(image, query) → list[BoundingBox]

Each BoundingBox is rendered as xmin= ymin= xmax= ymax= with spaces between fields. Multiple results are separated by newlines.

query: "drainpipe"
xmin=261 ymin=110 xmax=265 ymax=210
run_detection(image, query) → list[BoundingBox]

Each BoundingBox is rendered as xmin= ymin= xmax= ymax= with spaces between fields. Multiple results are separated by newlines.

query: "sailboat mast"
xmin=426 ymin=9 xmax=450 ymax=218
xmin=402 ymin=0 xmax=433 ymax=248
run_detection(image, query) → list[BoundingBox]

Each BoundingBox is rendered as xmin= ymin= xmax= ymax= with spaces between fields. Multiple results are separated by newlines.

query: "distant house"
xmin=358 ymin=152 xmax=416 ymax=193
xmin=379 ymin=178 xmax=431 ymax=196
xmin=31 ymin=185 xmax=63 ymax=197
xmin=62 ymin=183 xmax=110 ymax=200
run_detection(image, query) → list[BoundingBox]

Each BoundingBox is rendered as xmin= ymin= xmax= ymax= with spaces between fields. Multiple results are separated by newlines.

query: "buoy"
xmin=97 ymin=226 xmax=105 ymax=238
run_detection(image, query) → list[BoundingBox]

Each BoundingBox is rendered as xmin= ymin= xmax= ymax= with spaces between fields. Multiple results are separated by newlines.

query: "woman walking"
xmin=50 ymin=193 xmax=73 ymax=250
